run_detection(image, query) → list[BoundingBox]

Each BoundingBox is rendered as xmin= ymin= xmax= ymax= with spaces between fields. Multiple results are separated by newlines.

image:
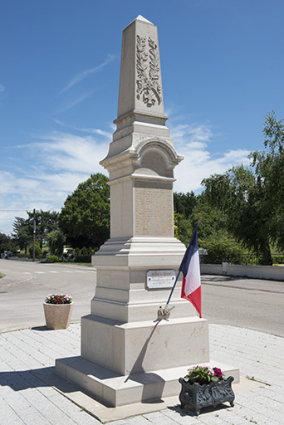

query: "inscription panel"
xmin=147 ymin=270 xmax=176 ymax=289
xmin=135 ymin=182 xmax=173 ymax=236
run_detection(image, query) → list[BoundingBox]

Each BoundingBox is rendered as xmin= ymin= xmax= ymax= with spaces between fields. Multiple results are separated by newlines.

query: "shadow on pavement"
xmin=0 ymin=366 xmax=83 ymax=395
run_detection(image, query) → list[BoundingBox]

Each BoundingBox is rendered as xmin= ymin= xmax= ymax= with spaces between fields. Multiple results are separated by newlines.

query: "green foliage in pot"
xmin=184 ymin=366 xmax=224 ymax=385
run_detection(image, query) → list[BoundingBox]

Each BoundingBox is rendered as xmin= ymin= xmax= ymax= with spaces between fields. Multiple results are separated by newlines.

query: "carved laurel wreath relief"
xmin=136 ymin=35 xmax=162 ymax=107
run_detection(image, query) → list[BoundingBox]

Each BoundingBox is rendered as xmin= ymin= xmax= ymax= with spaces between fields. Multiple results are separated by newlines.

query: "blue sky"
xmin=1 ymin=0 xmax=284 ymax=235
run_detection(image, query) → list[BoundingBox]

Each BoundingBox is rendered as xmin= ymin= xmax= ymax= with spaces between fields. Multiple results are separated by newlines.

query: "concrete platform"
xmin=56 ymin=356 xmax=239 ymax=408
xmin=1 ymin=323 xmax=283 ymax=425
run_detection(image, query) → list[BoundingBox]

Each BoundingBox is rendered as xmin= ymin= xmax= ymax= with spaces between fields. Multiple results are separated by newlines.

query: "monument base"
xmin=55 ymin=314 xmax=239 ymax=407
xmin=56 ymin=356 xmax=239 ymax=407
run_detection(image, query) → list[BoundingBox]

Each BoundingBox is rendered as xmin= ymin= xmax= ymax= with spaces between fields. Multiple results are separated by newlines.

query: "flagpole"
xmin=157 ymin=215 xmax=203 ymax=320
xmin=165 ymin=270 xmax=181 ymax=308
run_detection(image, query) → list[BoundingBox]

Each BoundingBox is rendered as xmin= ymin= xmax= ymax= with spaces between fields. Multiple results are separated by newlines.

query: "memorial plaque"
xmin=147 ymin=269 xmax=176 ymax=288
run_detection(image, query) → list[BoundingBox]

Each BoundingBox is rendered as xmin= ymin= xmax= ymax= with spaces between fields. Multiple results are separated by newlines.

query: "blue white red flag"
xmin=179 ymin=224 xmax=202 ymax=318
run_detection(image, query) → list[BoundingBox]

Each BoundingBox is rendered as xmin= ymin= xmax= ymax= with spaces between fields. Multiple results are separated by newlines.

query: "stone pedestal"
xmin=56 ymin=15 xmax=238 ymax=408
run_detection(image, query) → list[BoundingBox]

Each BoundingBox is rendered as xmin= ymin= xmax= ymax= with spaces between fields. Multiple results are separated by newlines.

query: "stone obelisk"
xmin=56 ymin=16 xmax=214 ymax=407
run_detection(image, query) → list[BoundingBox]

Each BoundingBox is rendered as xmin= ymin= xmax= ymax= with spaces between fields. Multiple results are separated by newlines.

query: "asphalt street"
xmin=0 ymin=259 xmax=283 ymax=336
xmin=0 ymin=259 xmax=96 ymax=332
xmin=201 ymin=274 xmax=284 ymax=337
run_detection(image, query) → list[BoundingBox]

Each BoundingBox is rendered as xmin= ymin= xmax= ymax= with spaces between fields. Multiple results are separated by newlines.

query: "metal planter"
xmin=179 ymin=376 xmax=235 ymax=415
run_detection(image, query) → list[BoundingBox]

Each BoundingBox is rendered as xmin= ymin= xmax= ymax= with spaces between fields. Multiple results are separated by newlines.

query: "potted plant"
xmin=43 ymin=294 xmax=74 ymax=330
xmin=179 ymin=366 xmax=235 ymax=415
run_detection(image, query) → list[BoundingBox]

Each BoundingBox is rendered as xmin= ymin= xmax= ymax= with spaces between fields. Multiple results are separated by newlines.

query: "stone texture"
xmin=56 ymin=15 xmax=214 ymax=407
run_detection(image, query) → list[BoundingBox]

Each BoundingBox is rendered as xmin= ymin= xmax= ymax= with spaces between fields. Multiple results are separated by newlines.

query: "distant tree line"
xmin=176 ymin=111 xmax=284 ymax=265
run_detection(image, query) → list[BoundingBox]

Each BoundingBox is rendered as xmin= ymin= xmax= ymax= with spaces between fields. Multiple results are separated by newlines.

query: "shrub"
xmin=28 ymin=243 xmax=42 ymax=259
xmin=46 ymin=255 xmax=58 ymax=263
xmin=72 ymin=254 xmax=91 ymax=263
xmin=81 ymin=246 xmax=89 ymax=256
xmin=272 ymin=255 xmax=284 ymax=264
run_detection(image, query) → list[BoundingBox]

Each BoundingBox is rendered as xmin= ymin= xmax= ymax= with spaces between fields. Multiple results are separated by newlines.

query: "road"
xmin=0 ymin=259 xmax=283 ymax=336
xmin=201 ymin=274 xmax=284 ymax=337
xmin=0 ymin=259 xmax=96 ymax=332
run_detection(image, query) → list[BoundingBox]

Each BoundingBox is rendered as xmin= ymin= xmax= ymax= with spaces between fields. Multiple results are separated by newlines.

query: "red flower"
xmin=213 ymin=367 xmax=223 ymax=377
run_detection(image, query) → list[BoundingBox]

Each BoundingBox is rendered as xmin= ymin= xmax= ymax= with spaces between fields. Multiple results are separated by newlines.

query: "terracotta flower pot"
xmin=43 ymin=302 xmax=74 ymax=330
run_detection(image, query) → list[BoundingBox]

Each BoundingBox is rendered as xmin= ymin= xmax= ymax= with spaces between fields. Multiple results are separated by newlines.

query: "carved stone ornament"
xmin=136 ymin=35 xmax=162 ymax=107
xmin=179 ymin=376 xmax=235 ymax=415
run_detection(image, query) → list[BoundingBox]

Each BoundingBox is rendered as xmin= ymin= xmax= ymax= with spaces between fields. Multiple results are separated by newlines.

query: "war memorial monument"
xmin=56 ymin=15 xmax=238 ymax=409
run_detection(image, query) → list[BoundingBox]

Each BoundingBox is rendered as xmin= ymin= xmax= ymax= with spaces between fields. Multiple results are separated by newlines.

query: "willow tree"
xmin=202 ymin=111 xmax=284 ymax=265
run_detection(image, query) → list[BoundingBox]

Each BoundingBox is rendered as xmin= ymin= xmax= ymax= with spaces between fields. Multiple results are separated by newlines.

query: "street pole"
xmin=33 ymin=208 xmax=36 ymax=262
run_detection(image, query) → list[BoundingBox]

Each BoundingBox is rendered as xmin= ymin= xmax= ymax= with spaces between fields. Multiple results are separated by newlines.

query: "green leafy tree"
xmin=175 ymin=192 xmax=246 ymax=263
xmin=202 ymin=164 xmax=273 ymax=264
xmin=12 ymin=217 xmax=32 ymax=254
xmin=201 ymin=110 xmax=284 ymax=266
xmin=0 ymin=233 xmax=16 ymax=254
xmin=174 ymin=191 xmax=197 ymax=218
xmin=27 ymin=210 xmax=59 ymax=249
xmin=174 ymin=191 xmax=197 ymax=245
xmin=47 ymin=230 xmax=65 ymax=258
xmin=250 ymin=111 xmax=284 ymax=251
xmin=13 ymin=210 xmax=59 ymax=252
xmin=28 ymin=243 xmax=42 ymax=259
xmin=59 ymin=173 xmax=110 ymax=249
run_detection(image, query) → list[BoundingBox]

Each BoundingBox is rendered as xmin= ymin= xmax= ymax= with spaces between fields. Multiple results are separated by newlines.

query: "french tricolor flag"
xmin=179 ymin=224 xmax=202 ymax=318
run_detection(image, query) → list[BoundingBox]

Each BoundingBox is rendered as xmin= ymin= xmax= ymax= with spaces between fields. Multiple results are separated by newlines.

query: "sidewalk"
xmin=0 ymin=323 xmax=283 ymax=425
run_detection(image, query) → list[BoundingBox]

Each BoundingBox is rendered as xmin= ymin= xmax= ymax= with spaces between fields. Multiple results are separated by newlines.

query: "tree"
xmin=12 ymin=210 xmax=59 ymax=252
xmin=58 ymin=173 xmax=110 ymax=249
xmin=202 ymin=164 xmax=273 ymax=264
xmin=250 ymin=111 xmax=284 ymax=251
xmin=174 ymin=191 xmax=197 ymax=218
xmin=27 ymin=210 xmax=59 ymax=249
xmin=47 ymin=230 xmax=65 ymax=258
xmin=202 ymin=112 xmax=284 ymax=264
xmin=174 ymin=191 xmax=197 ymax=245
xmin=0 ymin=233 xmax=15 ymax=254
xmin=12 ymin=217 xmax=32 ymax=254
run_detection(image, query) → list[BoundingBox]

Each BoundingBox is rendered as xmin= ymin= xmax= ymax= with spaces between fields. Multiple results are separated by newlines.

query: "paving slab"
xmin=1 ymin=323 xmax=283 ymax=424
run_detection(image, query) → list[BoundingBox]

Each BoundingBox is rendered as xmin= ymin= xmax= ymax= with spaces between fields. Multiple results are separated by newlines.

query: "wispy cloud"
xmin=0 ymin=84 xmax=5 ymax=92
xmin=56 ymin=89 xmax=97 ymax=112
xmin=59 ymin=54 xmax=115 ymax=94
xmin=51 ymin=118 xmax=113 ymax=140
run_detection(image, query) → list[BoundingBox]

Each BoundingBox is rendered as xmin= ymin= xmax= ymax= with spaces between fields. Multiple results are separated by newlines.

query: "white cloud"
xmin=59 ymin=54 xmax=115 ymax=94
xmin=0 ymin=130 xmax=110 ymax=234
xmin=0 ymin=84 xmax=5 ymax=92
xmin=0 ymin=119 xmax=251 ymax=234
xmin=170 ymin=122 xmax=250 ymax=193
xmin=28 ymin=131 xmax=109 ymax=173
